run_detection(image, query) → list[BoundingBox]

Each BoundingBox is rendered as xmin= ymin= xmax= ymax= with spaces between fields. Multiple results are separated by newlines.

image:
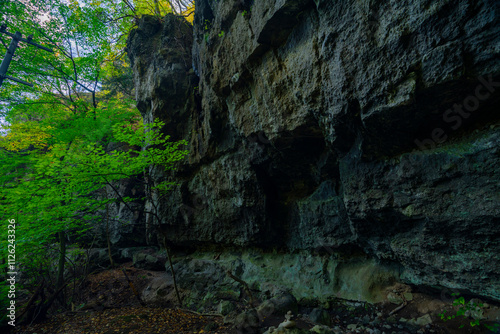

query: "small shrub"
xmin=439 ymin=293 xmax=499 ymax=332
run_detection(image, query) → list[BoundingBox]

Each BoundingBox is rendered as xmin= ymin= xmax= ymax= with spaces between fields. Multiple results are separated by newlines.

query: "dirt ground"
xmin=11 ymin=306 xmax=232 ymax=334
xmin=10 ymin=263 xmax=235 ymax=334
xmin=8 ymin=263 xmax=499 ymax=334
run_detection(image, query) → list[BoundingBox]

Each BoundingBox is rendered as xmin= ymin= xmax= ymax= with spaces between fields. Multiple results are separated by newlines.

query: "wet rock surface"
xmin=126 ymin=0 xmax=500 ymax=314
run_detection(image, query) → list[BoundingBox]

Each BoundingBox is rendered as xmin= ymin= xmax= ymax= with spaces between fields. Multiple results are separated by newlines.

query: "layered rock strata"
xmin=126 ymin=0 xmax=500 ymax=301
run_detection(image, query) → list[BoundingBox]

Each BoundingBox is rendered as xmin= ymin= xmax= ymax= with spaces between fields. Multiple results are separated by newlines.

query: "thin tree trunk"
xmin=162 ymin=237 xmax=182 ymax=307
xmin=153 ymin=0 xmax=161 ymax=16
xmin=17 ymin=280 xmax=45 ymax=323
xmin=28 ymin=282 xmax=68 ymax=323
xmin=56 ymin=231 xmax=66 ymax=290
xmin=106 ymin=203 xmax=115 ymax=268
xmin=103 ymin=175 xmax=183 ymax=307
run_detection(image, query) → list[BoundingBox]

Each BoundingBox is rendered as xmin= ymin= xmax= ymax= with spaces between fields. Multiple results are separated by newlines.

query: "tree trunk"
xmin=106 ymin=203 xmax=115 ymax=268
xmin=56 ymin=231 xmax=66 ymax=304
xmin=163 ymin=238 xmax=182 ymax=307
xmin=153 ymin=0 xmax=161 ymax=17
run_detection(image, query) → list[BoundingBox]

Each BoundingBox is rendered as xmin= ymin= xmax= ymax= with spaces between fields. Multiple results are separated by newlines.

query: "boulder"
xmin=309 ymin=308 xmax=331 ymax=326
xmin=132 ymin=250 xmax=165 ymax=271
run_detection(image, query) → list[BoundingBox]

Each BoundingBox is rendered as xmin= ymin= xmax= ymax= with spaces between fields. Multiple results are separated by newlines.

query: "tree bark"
xmin=56 ymin=231 xmax=66 ymax=290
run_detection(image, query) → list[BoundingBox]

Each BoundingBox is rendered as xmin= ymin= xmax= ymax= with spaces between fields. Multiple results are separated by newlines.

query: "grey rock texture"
xmin=133 ymin=249 xmax=166 ymax=271
xmin=146 ymin=249 xmax=397 ymax=309
xmin=127 ymin=0 xmax=500 ymax=301
xmin=309 ymin=308 xmax=331 ymax=326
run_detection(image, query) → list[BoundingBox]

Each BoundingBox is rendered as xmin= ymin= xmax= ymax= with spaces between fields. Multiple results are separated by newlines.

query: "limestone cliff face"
xmin=127 ymin=0 xmax=500 ymax=301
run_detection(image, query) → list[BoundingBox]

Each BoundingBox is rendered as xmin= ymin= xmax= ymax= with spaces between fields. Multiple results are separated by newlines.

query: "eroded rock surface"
xmin=127 ymin=0 xmax=500 ymax=302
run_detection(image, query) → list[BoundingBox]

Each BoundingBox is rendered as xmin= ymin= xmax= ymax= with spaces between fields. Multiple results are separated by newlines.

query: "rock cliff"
xmin=126 ymin=0 xmax=500 ymax=303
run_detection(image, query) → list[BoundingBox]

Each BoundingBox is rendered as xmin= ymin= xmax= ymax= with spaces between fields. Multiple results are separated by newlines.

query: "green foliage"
xmin=1 ymin=108 xmax=187 ymax=252
xmin=0 ymin=103 xmax=188 ymax=324
xmin=0 ymin=0 xmax=187 ymax=234
xmin=0 ymin=0 xmax=113 ymax=106
xmin=439 ymin=293 xmax=499 ymax=332
xmin=0 ymin=0 xmax=192 ymax=325
xmin=218 ymin=30 xmax=225 ymax=38
xmin=204 ymin=19 xmax=211 ymax=31
xmin=0 ymin=0 xmax=194 ymax=107
xmin=488 ymin=323 xmax=500 ymax=332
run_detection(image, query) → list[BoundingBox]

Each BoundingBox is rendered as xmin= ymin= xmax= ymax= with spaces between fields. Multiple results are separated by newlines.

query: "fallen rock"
xmin=278 ymin=311 xmax=296 ymax=329
xmin=403 ymin=292 xmax=414 ymax=301
xmin=234 ymin=309 xmax=260 ymax=334
xmin=309 ymin=308 xmax=331 ymax=326
xmin=141 ymin=273 xmax=175 ymax=306
xmin=88 ymin=248 xmax=112 ymax=271
xmin=408 ymin=314 xmax=433 ymax=327
xmin=133 ymin=250 xmax=165 ymax=271
xmin=310 ymin=325 xmax=337 ymax=334
xmin=387 ymin=292 xmax=404 ymax=305
xmin=217 ymin=300 xmax=236 ymax=316
xmin=272 ymin=293 xmax=299 ymax=314
xmin=257 ymin=299 xmax=277 ymax=318
xmin=347 ymin=324 xmax=357 ymax=330
xmin=258 ymin=292 xmax=299 ymax=317
xmin=416 ymin=298 xmax=445 ymax=314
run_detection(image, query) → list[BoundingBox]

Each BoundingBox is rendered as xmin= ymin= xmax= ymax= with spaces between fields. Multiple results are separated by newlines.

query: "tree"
xmin=0 ymin=0 xmax=192 ymax=324
xmin=0 ymin=104 xmax=188 ymax=321
xmin=1 ymin=0 xmax=110 ymax=110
